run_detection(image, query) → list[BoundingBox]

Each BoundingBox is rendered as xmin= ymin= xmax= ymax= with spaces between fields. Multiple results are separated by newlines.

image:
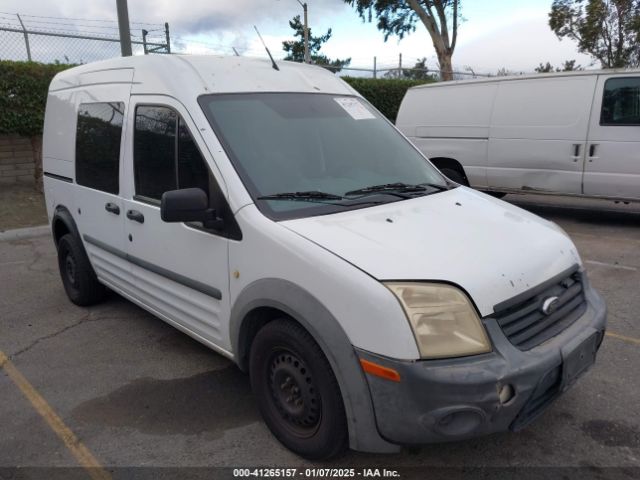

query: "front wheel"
xmin=249 ymin=319 xmax=348 ymax=460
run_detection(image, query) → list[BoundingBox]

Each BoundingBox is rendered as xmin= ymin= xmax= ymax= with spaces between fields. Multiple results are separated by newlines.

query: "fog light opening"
xmin=499 ymin=384 xmax=515 ymax=404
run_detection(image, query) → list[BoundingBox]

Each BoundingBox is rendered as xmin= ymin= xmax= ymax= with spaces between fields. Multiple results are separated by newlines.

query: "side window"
xmin=178 ymin=120 xmax=210 ymax=195
xmin=76 ymin=102 xmax=124 ymax=194
xmin=134 ymin=106 xmax=210 ymax=200
xmin=601 ymin=77 xmax=640 ymax=126
xmin=134 ymin=106 xmax=178 ymax=199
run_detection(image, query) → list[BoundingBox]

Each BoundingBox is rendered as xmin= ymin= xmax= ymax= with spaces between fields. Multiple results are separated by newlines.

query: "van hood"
xmin=281 ymin=187 xmax=581 ymax=317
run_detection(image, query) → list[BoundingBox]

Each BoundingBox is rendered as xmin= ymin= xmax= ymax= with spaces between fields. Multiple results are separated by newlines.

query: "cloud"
xmin=1 ymin=0 xmax=595 ymax=74
xmin=454 ymin=13 xmax=594 ymax=72
xmin=1 ymin=0 xmax=347 ymax=35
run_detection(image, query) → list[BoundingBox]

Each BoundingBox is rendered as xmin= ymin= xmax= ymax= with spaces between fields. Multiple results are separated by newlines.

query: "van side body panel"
xmin=397 ymin=83 xmax=497 ymax=188
xmin=487 ymin=75 xmax=596 ymax=193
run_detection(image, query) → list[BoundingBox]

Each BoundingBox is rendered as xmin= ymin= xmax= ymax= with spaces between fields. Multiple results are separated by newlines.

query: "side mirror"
xmin=160 ymin=188 xmax=223 ymax=229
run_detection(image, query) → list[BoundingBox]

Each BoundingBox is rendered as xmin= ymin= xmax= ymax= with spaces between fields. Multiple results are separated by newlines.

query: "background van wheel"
xmin=57 ymin=234 xmax=106 ymax=306
xmin=439 ymin=167 xmax=469 ymax=186
xmin=485 ymin=191 xmax=507 ymax=199
xmin=249 ymin=318 xmax=348 ymax=460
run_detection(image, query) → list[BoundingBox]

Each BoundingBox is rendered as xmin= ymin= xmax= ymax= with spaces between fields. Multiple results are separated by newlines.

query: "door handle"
xmin=572 ymin=144 xmax=581 ymax=161
xmin=589 ymin=144 xmax=598 ymax=159
xmin=126 ymin=209 xmax=145 ymax=224
xmin=104 ymin=202 xmax=120 ymax=215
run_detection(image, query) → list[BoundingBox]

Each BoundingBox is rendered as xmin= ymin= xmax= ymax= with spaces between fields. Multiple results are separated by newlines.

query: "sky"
xmin=0 ymin=0 xmax=594 ymax=74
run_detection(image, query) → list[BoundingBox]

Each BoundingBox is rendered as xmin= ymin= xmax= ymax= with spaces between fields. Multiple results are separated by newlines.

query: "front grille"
xmin=491 ymin=267 xmax=587 ymax=350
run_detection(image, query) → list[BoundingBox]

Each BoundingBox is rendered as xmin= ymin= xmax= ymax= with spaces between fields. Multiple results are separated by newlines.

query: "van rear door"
xmin=584 ymin=75 xmax=640 ymax=200
xmin=487 ymin=75 xmax=596 ymax=194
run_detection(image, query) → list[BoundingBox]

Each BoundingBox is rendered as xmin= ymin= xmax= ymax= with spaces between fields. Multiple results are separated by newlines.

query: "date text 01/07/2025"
xmin=232 ymin=468 xmax=401 ymax=478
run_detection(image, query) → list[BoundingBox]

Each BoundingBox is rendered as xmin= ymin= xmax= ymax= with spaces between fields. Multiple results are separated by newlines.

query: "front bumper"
xmin=358 ymin=279 xmax=607 ymax=445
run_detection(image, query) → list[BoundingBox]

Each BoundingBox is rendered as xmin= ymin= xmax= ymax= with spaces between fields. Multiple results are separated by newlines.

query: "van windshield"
xmin=199 ymin=93 xmax=449 ymax=220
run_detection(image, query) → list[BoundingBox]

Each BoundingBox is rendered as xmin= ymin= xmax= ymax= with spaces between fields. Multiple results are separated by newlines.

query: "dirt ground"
xmin=0 ymin=184 xmax=48 ymax=231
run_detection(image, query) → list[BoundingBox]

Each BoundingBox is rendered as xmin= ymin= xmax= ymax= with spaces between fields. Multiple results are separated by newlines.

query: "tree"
xmin=344 ymin=1 xmax=461 ymax=81
xmin=282 ymin=15 xmax=351 ymax=72
xmin=549 ymin=0 xmax=640 ymax=68
xmin=495 ymin=67 xmax=520 ymax=77
xmin=534 ymin=60 xmax=583 ymax=72
xmin=535 ymin=61 xmax=555 ymax=73
xmin=384 ymin=57 xmax=435 ymax=79
xmin=402 ymin=57 xmax=436 ymax=79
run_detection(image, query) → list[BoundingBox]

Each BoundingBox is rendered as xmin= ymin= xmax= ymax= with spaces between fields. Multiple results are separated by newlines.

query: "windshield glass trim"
xmin=197 ymin=92 xmax=449 ymax=222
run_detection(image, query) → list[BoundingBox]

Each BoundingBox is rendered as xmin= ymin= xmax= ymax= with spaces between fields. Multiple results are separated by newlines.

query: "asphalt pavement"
xmin=0 ymin=193 xmax=638 ymax=478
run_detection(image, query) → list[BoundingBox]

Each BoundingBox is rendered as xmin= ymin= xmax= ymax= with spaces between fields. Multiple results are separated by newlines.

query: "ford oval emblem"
xmin=541 ymin=296 xmax=560 ymax=315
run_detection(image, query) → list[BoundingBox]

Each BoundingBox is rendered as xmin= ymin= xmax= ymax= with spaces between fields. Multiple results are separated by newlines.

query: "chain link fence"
xmin=0 ymin=12 xmax=168 ymax=64
xmin=1 ymin=12 xmax=489 ymax=80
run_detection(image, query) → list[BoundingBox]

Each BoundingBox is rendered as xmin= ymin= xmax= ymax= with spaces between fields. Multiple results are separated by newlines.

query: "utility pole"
xmin=398 ymin=52 xmax=402 ymax=78
xmin=164 ymin=22 xmax=171 ymax=53
xmin=115 ymin=0 xmax=132 ymax=56
xmin=296 ymin=0 xmax=310 ymax=63
xmin=373 ymin=56 xmax=377 ymax=79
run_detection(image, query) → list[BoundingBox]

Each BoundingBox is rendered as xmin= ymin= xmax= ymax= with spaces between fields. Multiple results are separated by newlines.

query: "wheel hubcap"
xmin=268 ymin=350 xmax=320 ymax=436
xmin=65 ymin=254 xmax=77 ymax=286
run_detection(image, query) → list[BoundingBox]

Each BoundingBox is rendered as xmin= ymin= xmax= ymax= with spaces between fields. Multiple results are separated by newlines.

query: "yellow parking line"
xmin=606 ymin=331 xmax=640 ymax=346
xmin=0 ymin=350 xmax=111 ymax=480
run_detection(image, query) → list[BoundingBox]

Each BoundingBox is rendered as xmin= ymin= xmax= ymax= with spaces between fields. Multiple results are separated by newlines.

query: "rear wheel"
xmin=57 ymin=234 xmax=106 ymax=306
xmin=439 ymin=167 xmax=469 ymax=186
xmin=249 ymin=319 xmax=348 ymax=460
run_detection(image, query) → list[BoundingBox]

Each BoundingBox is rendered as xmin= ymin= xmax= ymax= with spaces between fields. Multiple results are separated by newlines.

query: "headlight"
xmin=385 ymin=282 xmax=492 ymax=359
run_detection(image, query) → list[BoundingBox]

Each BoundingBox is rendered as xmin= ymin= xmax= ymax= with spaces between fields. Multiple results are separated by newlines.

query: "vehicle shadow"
xmin=509 ymin=200 xmax=640 ymax=229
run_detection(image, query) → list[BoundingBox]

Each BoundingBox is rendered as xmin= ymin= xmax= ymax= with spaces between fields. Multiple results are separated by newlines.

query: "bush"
xmin=0 ymin=61 xmax=72 ymax=136
xmin=0 ymin=61 xmax=432 ymax=134
xmin=342 ymin=77 xmax=436 ymax=122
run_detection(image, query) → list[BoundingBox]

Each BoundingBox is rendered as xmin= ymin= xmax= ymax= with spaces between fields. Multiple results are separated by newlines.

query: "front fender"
xmin=230 ymin=278 xmax=399 ymax=453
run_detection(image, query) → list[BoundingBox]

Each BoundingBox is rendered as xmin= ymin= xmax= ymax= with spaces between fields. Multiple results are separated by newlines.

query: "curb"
xmin=0 ymin=225 xmax=50 ymax=242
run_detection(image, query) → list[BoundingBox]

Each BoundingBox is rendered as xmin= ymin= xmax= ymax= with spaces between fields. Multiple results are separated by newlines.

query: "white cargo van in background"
xmin=396 ymin=70 xmax=640 ymax=202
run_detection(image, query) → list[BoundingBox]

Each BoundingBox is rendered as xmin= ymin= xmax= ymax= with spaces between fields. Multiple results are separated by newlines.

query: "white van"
xmin=43 ymin=55 xmax=606 ymax=459
xmin=396 ymin=70 xmax=640 ymax=201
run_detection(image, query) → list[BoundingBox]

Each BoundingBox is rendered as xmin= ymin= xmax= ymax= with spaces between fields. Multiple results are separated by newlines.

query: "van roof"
xmin=49 ymin=54 xmax=356 ymax=97
xmin=409 ymin=67 xmax=640 ymax=90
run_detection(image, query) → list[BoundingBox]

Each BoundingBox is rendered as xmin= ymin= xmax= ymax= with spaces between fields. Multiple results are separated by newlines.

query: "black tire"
xmin=439 ymin=167 xmax=469 ymax=186
xmin=57 ymin=233 xmax=106 ymax=306
xmin=485 ymin=191 xmax=507 ymax=199
xmin=249 ymin=318 xmax=348 ymax=460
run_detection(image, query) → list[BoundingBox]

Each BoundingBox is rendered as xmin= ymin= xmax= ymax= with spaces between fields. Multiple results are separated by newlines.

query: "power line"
xmin=0 ymin=11 xmax=162 ymax=26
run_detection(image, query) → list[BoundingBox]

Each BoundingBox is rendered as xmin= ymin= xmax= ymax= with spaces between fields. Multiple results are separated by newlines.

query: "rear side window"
xmin=75 ymin=102 xmax=124 ymax=194
xmin=601 ymin=77 xmax=640 ymax=126
xmin=134 ymin=106 xmax=210 ymax=201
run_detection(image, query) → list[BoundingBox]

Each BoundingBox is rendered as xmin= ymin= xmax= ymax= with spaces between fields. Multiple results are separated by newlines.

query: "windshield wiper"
xmin=417 ymin=182 xmax=450 ymax=191
xmin=257 ymin=191 xmax=344 ymax=202
xmin=344 ymin=182 xmax=435 ymax=198
xmin=256 ymin=190 xmax=390 ymax=208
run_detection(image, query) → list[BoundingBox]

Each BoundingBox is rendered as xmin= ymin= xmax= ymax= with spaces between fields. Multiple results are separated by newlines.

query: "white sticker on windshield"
xmin=334 ymin=97 xmax=375 ymax=120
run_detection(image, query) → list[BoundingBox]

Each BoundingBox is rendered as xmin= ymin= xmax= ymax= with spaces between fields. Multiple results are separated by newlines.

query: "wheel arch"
xmin=429 ymin=157 xmax=470 ymax=185
xmin=51 ymin=205 xmax=80 ymax=247
xmin=230 ymin=278 xmax=399 ymax=454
